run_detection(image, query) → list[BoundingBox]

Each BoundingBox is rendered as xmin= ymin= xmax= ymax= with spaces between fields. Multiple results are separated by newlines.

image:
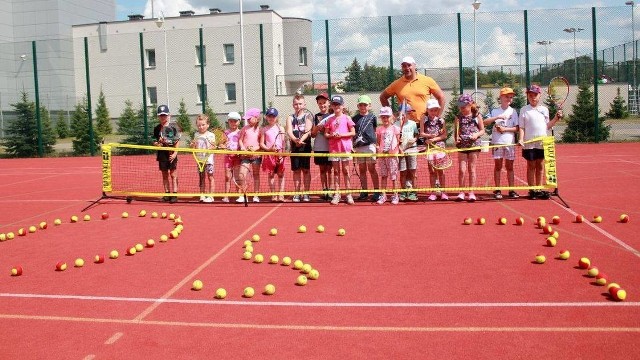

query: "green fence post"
xmin=260 ymin=24 xmax=266 ymax=112
xmin=524 ymin=10 xmax=531 ymax=87
xmin=457 ymin=13 xmax=463 ymax=93
xmin=325 ymin=20 xmax=331 ymax=98
xmin=84 ymin=37 xmax=95 ymax=155
xmin=592 ymin=7 xmax=599 ymax=143
xmin=139 ymin=32 xmax=148 ymax=144
xmin=32 ymin=41 xmax=43 ymax=157
xmin=199 ymin=28 xmax=206 ymax=114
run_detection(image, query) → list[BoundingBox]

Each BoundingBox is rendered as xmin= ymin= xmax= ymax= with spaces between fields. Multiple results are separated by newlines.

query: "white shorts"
xmin=353 ymin=144 xmax=377 ymax=164
xmin=492 ymin=145 xmax=515 ymax=161
xmin=399 ymin=153 xmax=417 ymax=171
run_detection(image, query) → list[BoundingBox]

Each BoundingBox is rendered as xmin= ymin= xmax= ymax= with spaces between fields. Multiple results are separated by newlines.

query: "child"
xmin=310 ymin=92 xmax=333 ymax=201
xmin=395 ymin=103 xmax=419 ymax=201
xmin=190 ymin=114 xmax=216 ymax=203
xmin=420 ymin=99 xmax=448 ymax=201
xmin=152 ymin=104 xmax=179 ymax=203
xmin=286 ymin=94 xmax=313 ymax=202
xmin=260 ymin=107 xmax=286 ymax=202
xmin=483 ymin=87 xmax=520 ymax=199
xmin=352 ymin=94 xmax=381 ymax=201
xmin=222 ymin=111 xmax=242 ymax=203
xmin=454 ymin=94 xmax=485 ymax=202
xmin=324 ymin=95 xmax=356 ymax=205
xmin=238 ymin=108 xmax=262 ymax=203
xmin=375 ymin=107 xmax=402 ymax=205
xmin=518 ymin=85 xmax=562 ymax=200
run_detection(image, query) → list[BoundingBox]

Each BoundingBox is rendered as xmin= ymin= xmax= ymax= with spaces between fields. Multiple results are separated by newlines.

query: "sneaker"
xmin=538 ymin=191 xmax=551 ymax=200
xmin=252 ymin=196 xmax=260 ymax=203
xmin=508 ymin=191 xmax=520 ymax=199
xmin=391 ymin=194 xmax=400 ymax=205
xmin=428 ymin=193 xmax=437 ymax=201
xmin=407 ymin=192 xmax=418 ymax=202
xmin=203 ymin=196 xmax=214 ymax=203
xmin=162 ymin=195 xmax=171 ymax=202
xmin=331 ymin=194 xmax=341 ymax=205
xmin=371 ymin=192 xmax=382 ymax=202
xmin=221 ymin=197 xmax=230 ymax=203
xmin=528 ymin=190 xmax=537 ymax=200
xmin=278 ymin=195 xmax=286 ymax=202
xmin=376 ymin=194 xmax=387 ymax=205
xmin=399 ymin=192 xmax=407 ymax=201
xmin=199 ymin=195 xmax=206 ymax=202
xmin=169 ymin=196 xmax=178 ymax=204
xmin=493 ymin=190 xmax=503 ymax=200
xmin=468 ymin=192 xmax=476 ymax=202
xmin=357 ymin=193 xmax=369 ymax=201
xmin=456 ymin=192 xmax=465 ymax=201
xmin=302 ymin=194 xmax=310 ymax=202
xmin=440 ymin=193 xmax=449 ymax=201
xmin=236 ymin=196 xmax=245 ymax=203
xmin=292 ymin=195 xmax=300 ymax=202
xmin=346 ymin=195 xmax=355 ymax=205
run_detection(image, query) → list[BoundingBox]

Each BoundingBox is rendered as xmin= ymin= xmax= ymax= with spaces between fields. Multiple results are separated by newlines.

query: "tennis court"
xmin=0 ymin=142 xmax=639 ymax=359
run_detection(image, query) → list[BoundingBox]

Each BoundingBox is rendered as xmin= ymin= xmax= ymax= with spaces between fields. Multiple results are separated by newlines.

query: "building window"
xmin=146 ymin=49 xmax=156 ymax=68
xmin=223 ymin=44 xmax=234 ymax=63
xmin=147 ymin=87 xmax=157 ymax=106
xmin=197 ymin=84 xmax=207 ymax=103
xmin=196 ymin=45 xmax=206 ymax=66
xmin=278 ymin=44 xmax=282 ymax=65
xmin=225 ymin=83 xmax=236 ymax=102
xmin=299 ymin=47 xmax=307 ymax=66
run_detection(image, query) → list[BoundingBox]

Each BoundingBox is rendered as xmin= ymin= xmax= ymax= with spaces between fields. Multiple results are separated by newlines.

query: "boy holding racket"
xmin=395 ymin=103 xmax=419 ymax=202
xmin=420 ymin=99 xmax=448 ymax=201
xmin=222 ymin=112 xmax=242 ymax=203
xmin=325 ymin=95 xmax=356 ymax=205
xmin=483 ymin=87 xmax=520 ymax=199
xmin=286 ymin=94 xmax=313 ymax=202
xmin=311 ymin=92 xmax=333 ymax=201
xmin=518 ymin=85 xmax=562 ymax=200
xmin=190 ymin=114 xmax=216 ymax=203
xmin=260 ymin=107 xmax=286 ymax=202
xmin=152 ymin=105 xmax=179 ymax=203
xmin=352 ymin=94 xmax=381 ymax=202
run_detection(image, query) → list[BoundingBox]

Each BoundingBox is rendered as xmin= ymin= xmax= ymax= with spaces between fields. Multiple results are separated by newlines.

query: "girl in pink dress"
xmin=375 ymin=107 xmax=402 ymax=205
xmin=260 ymin=107 xmax=286 ymax=202
xmin=324 ymin=95 xmax=355 ymax=205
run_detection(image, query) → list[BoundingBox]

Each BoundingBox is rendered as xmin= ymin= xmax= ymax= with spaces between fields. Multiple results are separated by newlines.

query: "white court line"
xmin=0 ymin=293 xmax=638 ymax=308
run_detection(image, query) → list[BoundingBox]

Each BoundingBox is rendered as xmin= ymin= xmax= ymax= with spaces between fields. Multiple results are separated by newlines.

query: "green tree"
xmin=605 ymin=87 xmax=629 ymax=119
xmin=95 ymin=89 xmax=112 ymax=136
xmin=119 ymin=104 xmax=150 ymax=153
xmin=543 ymin=93 xmax=560 ymax=120
xmin=203 ymin=99 xmax=220 ymax=129
xmin=343 ymin=58 xmax=364 ymax=93
xmin=561 ymin=82 xmax=610 ymax=143
xmin=71 ymin=97 xmax=102 ymax=155
xmin=176 ymin=99 xmax=192 ymax=135
xmin=510 ymin=86 xmax=526 ymax=113
xmin=117 ymin=99 xmax=138 ymax=135
xmin=3 ymin=91 xmax=56 ymax=157
xmin=55 ymin=111 xmax=69 ymax=139
xmin=362 ymin=63 xmax=390 ymax=91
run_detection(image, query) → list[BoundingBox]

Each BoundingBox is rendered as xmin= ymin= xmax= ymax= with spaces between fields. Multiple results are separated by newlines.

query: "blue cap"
xmin=265 ymin=107 xmax=278 ymax=117
xmin=157 ymin=105 xmax=170 ymax=115
xmin=331 ymin=95 xmax=344 ymax=105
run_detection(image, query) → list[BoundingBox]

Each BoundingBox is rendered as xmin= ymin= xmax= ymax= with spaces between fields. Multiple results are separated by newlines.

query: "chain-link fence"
xmin=1 ymin=5 xmax=638 ymax=157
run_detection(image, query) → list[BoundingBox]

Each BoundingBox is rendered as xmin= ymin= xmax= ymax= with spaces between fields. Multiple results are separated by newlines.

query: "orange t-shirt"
xmin=382 ymin=73 xmax=441 ymax=120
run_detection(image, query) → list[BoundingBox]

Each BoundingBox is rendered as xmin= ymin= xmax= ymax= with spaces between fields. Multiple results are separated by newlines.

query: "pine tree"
xmin=343 ymin=58 xmax=364 ymax=92
xmin=203 ymin=99 xmax=220 ymax=129
xmin=543 ymin=93 xmax=560 ymax=120
xmin=55 ymin=111 xmax=69 ymax=139
xmin=443 ymin=84 xmax=460 ymax=143
xmin=510 ymin=86 xmax=526 ymax=113
xmin=119 ymin=103 xmax=150 ymax=153
xmin=561 ymin=82 xmax=610 ymax=143
xmin=605 ymin=87 xmax=629 ymax=119
xmin=71 ymin=97 xmax=102 ymax=155
xmin=176 ymin=99 xmax=192 ymax=136
xmin=4 ymin=92 xmax=56 ymax=157
xmin=95 ymin=89 xmax=112 ymax=136
xmin=117 ymin=99 xmax=138 ymax=135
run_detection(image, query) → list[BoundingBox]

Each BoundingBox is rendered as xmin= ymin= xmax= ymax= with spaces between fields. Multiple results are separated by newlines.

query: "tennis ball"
xmin=243 ymin=240 xmax=252 ymax=247
xmin=28 ymin=226 xmax=37 ymax=233
xmin=83 ymin=214 xmax=91 ymax=221
xmin=515 ymin=217 xmax=524 ymax=226
xmin=535 ymin=254 xmax=546 ymax=264
xmin=578 ymin=257 xmax=591 ymax=269
xmin=558 ymin=249 xmax=570 ymax=260
xmin=175 ymin=224 xmax=184 ymax=233
xmin=151 ymin=212 xmax=158 ymax=218
xmin=296 ymin=275 xmax=308 ymax=285
xmin=308 ymin=269 xmax=320 ymax=280
xmin=167 ymin=213 xmax=175 ymax=220
xmin=463 ymin=217 xmax=473 ymax=225
xmin=11 ymin=266 xmax=23 ymax=276
xmin=0 ymin=234 xmax=5 ymax=242
xmin=611 ymin=288 xmax=627 ymax=301
xmin=269 ymin=255 xmax=279 ymax=264
xmin=619 ymin=214 xmax=629 ymax=223
xmin=316 ymin=225 xmax=325 ymax=233
xmin=101 ymin=212 xmax=109 ymax=220
xmin=338 ymin=228 xmax=346 ymax=236
xmin=135 ymin=243 xmax=144 ymax=252
xmin=282 ymin=256 xmax=292 ymax=266
xmin=269 ymin=228 xmax=278 ymax=236
xmin=587 ymin=266 xmax=599 ymax=277
xmin=94 ymin=255 xmax=105 ymax=263
xmin=593 ymin=215 xmax=603 ymax=223
xmin=608 ymin=283 xmax=621 ymax=293
xmin=39 ymin=221 xmax=48 ymax=229
xmin=254 ymin=254 xmax=264 ymax=263
xmin=109 ymin=250 xmax=119 ymax=259
xmin=55 ymin=261 xmax=67 ymax=271
xmin=192 ymin=280 xmax=203 ymax=291
xmin=595 ymin=273 xmax=608 ymax=286
xmin=121 ymin=212 xmax=129 ymax=218
xmin=298 ymin=225 xmax=307 ymax=233
xmin=54 ymin=219 xmax=62 ymax=225
xmin=159 ymin=234 xmax=168 ymax=242
xmin=575 ymin=215 xmax=584 ymax=223
xmin=537 ymin=216 xmax=546 ymax=226
xmin=543 ymin=225 xmax=553 ymax=234
xmin=476 ymin=217 xmax=486 ymax=225
xmin=293 ymin=260 xmax=304 ymax=270
xmin=146 ymin=239 xmax=155 ymax=248
xmin=550 ymin=216 xmax=559 ymax=225
xmin=546 ymin=237 xmax=557 ymax=247
xmin=74 ymin=258 xmax=84 ymax=267
xmin=161 ymin=212 xmax=167 ymax=218
xmin=264 ymin=284 xmax=276 ymax=295
xmin=551 ymin=231 xmax=560 ymax=239
xmin=126 ymin=247 xmax=137 ymax=256
xmin=251 ymin=234 xmax=260 ymax=242
xmin=245 ymin=245 xmax=254 ymax=253
xmin=215 ymin=288 xmax=227 ymax=299
xmin=242 ymin=251 xmax=252 ymax=260
xmin=7 ymin=232 xmax=15 ymax=240
xmin=17 ymin=228 xmax=26 ymax=236
xmin=138 ymin=210 xmax=146 ymax=217
xmin=498 ymin=217 xmax=507 ymax=225
xmin=70 ymin=215 xmax=78 ymax=223
xmin=243 ymin=287 xmax=255 ymax=298
xmin=169 ymin=230 xmax=179 ymax=239
xmin=301 ymin=264 xmax=312 ymax=274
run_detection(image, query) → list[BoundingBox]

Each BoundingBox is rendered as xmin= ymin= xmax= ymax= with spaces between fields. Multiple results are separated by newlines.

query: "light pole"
xmin=472 ymin=0 xmax=481 ymax=95
xmin=514 ymin=52 xmax=524 ymax=86
xmin=155 ymin=12 xmax=170 ymax=109
xmin=563 ymin=27 xmax=584 ymax=84
xmin=537 ymin=40 xmax=552 ymax=83
xmin=627 ymin=1 xmax=636 ymax=91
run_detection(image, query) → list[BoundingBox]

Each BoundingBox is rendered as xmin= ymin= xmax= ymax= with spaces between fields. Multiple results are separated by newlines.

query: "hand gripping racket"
xmin=425 ymin=143 xmax=452 ymax=170
xmin=232 ymin=163 xmax=252 ymax=207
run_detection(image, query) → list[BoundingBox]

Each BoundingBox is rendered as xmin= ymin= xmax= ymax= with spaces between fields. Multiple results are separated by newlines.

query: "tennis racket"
xmin=425 ymin=143 xmax=453 ymax=170
xmin=191 ymin=134 xmax=212 ymax=174
xmin=210 ymin=127 xmax=228 ymax=149
xmin=547 ymin=76 xmax=570 ymax=116
xmin=273 ymin=130 xmax=287 ymax=174
xmin=232 ymin=164 xmax=252 ymax=207
xmin=160 ymin=122 xmax=180 ymax=146
xmin=350 ymin=159 xmax=362 ymax=191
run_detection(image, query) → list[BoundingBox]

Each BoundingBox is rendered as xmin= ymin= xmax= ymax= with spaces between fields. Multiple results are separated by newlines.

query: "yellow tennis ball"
xmin=269 ymin=255 xmax=279 ymax=264
xmin=338 ymin=228 xmax=346 ymax=236
xmin=551 ymin=231 xmax=560 ymax=239
xmin=121 ymin=212 xmax=129 ymax=218
xmin=53 ymin=219 xmax=62 ymax=225
xmin=192 ymin=280 xmax=203 ymax=291
xmin=251 ymin=234 xmax=260 ymax=242
xmin=83 ymin=214 xmax=91 ymax=221
xmin=558 ymin=249 xmax=570 ymax=260
xmin=264 ymin=284 xmax=276 ymax=295
xmin=296 ymin=275 xmax=308 ymax=286
xmin=298 ymin=225 xmax=307 ymax=233
xmin=70 ymin=215 xmax=78 ymax=223
xmin=168 ymin=213 xmax=176 ymax=220
xmin=316 ymin=225 xmax=325 ymax=233
xmin=245 ymin=245 xmax=254 ymax=253
xmin=151 ymin=212 xmax=158 ymax=218
xmin=282 ymin=256 xmax=292 ymax=266
xmin=269 ymin=228 xmax=278 ymax=236
xmin=28 ymin=226 xmax=37 ymax=233
xmin=109 ymin=250 xmax=119 ymax=259
xmin=546 ymin=237 xmax=557 ymax=247
xmin=254 ymin=254 xmax=264 ymax=263
xmin=135 ymin=243 xmax=144 ymax=252
xmin=535 ymin=254 xmax=546 ymax=264
xmin=146 ymin=239 xmax=155 ymax=247
xmin=139 ymin=210 xmax=147 ymax=217
xmin=242 ymin=251 xmax=252 ymax=260
xmin=0 ymin=234 xmax=6 ymax=242
xmin=215 ymin=288 xmax=227 ymax=299
xmin=7 ymin=232 xmax=15 ymax=240
xmin=308 ymin=269 xmax=320 ymax=280
xmin=243 ymin=240 xmax=252 ymax=247
xmin=293 ymin=260 xmax=304 ymax=270
xmin=74 ymin=258 xmax=85 ymax=267
xmin=161 ymin=212 xmax=167 ymax=218
xmin=159 ymin=234 xmax=169 ymax=242
xmin=301 ymin=264 xmax=312 ymax=274
xmin=39 ymin=221 xmax=47 ymax=229
xmin=243 ymin=287 xmax=255 ymax=298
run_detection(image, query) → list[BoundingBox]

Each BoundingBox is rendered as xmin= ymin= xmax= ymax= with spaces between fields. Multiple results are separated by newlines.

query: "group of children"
xmin=153 ymin=84 xmax=560 ymax=204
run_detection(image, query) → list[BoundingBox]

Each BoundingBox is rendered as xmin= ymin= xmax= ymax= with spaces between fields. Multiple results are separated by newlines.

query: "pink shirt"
xmin=262 ymin=124 xmax=284 ymax=150
xmin=376 ymin=125 xmax=400 ymax=154
xmin=225 ymin=129 xmax=240 ymax=151
xmin=326 ymin=114 xmax=355 ymax=154
xmin=239 ymin=125 xmax=260 ymax=150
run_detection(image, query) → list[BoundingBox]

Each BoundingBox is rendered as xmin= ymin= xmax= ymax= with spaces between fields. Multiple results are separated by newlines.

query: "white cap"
xmin=427 ymin=99 xmax=440 ymax=109
xmin=227 ymin=111 xmax=241 ymax=120
xmin=401 ymin=56 xmax=416 ymax=65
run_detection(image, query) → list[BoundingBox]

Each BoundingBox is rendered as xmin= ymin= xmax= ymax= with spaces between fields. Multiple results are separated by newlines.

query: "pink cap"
xmin=243 ymin=108 xmax=261 ymax=120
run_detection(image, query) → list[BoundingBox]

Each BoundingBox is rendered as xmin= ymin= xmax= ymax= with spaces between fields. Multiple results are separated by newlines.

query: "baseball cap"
xmin=331 ymin=95 xmax=344 ymax=105
xmin=401 ymin=56 xmax=416 ymax=65
xmin=265 ymin=107 xmax=279 ymax=117
xmin=526 ymin=85 xmax=542 ymax=94
xmin=399 ymin=103 xmax=414 ymax=112
xmin=379 ymin=106 xmax=393 ymax=116
xmin=357 ymin=95 xmax=372 ymax=105
xmin=243 ymin=108 xmax=261 ymax=120
xmin=315 ymin=92 xmax=330 ymax=101
xmin=157 ymin=105 xmax=170 ymax=115
xmin=499 ymin=87 xmax=515 ymax=96
xmin=457 ymin=94 xmax=474 ymax=106
xmin=426 ymin=99 xmax=441 ymax=109
xmin=227 ymin=111 xmax=241 ymax=121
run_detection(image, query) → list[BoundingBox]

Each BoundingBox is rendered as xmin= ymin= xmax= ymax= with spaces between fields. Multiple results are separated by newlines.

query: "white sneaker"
xmin=199 ymin=195 xmax=206 ymax=202
xmin=302 ymin=194 xmax=310 ymax=202
xmin=221 ymin=197 xmax=229 ymax=203
xmin=346 ymin=195 xmax=355 ymax=205
xmin=391 ymin=194 xmax=399 ymax=205
xmin=376 ymin=194 xmax=387 ymax=205
xmin=292 ymin=195 xmax=300 ymax=202
xmin=203 ymin=196 xmax=214 ymax=203
xmin=456 ymin=192 xmax=465 ymax=201
xmin=253 ymin=196 xmax=260 ymax=203
xmin=428 ymin=193 xmax=437 ymax=201
xmin=236 ymin=196 xmax=245 ymax=203
xmin=440 ymin=193 xmax=449 ymax=201
xmin=331 ymin=194 xmax=340 ymax=205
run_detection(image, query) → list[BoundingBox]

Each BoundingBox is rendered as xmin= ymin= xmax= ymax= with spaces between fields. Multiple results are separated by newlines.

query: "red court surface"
xmin=1 ymin=143 xmax=639 ymax=359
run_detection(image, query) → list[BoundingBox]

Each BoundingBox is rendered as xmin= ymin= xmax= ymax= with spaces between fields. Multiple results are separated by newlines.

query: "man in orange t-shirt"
xmin=379 ymin=56 xmax=445 ymax=121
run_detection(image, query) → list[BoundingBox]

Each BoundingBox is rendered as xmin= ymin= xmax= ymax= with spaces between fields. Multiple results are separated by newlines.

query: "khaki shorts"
xmin=399 ymin=152 xmax=417 ymax=171
xmin=353 ymin=144 xmax=377 ymax=164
